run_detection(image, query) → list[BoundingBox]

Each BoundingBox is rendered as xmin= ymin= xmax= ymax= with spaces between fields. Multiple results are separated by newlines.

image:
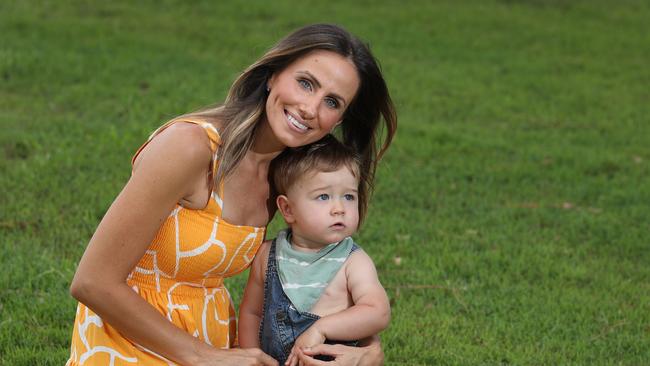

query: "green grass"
xmin=2 ymin=0 xmax=650 ymax=364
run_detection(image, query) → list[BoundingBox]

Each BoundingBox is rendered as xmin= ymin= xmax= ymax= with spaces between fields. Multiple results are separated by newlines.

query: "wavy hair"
xmin=181 ymin=23 xmax=397 ymax=221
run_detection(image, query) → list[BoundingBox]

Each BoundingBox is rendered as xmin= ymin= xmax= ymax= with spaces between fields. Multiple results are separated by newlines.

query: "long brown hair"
xmin=182 ymin=24 xmax=397 ymax=221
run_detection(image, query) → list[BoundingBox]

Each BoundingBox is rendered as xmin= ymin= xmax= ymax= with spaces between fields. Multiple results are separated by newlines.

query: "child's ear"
xmin=276 ymin=195 xmax=295 ymax=224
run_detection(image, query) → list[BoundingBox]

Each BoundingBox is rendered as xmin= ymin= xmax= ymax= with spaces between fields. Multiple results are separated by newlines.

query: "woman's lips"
xmin=285 ymin=110 xmax=310 ymax=132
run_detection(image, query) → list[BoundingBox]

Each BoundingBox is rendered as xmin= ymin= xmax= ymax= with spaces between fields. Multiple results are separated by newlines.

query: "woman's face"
xmin=265 ymin=50 xmax=360 ymax=148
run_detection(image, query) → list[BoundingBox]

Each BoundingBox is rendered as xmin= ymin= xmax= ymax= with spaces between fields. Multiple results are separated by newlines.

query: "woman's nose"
xmin=298 ymin=96 xmax=318 ymax=120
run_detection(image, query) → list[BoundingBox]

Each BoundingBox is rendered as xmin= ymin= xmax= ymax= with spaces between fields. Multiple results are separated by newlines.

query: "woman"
xmin=67 ymin=23 xmax=396 ymax=366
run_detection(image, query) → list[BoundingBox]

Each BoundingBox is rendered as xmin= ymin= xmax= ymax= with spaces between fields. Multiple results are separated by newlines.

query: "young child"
xmin=238 ymin=134 xmax=391 ymax=365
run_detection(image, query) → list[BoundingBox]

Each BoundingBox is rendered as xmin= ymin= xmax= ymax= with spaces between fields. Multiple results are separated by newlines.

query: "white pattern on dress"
xmin=77 ymin=307 xmax=138 ymax=365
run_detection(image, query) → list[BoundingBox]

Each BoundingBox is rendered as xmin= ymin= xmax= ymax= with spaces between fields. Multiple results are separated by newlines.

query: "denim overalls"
xmin=259 ymin=238 xmax=359 ymax=364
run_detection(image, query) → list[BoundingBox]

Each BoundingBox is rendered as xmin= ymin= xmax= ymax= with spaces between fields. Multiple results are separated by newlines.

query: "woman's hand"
xmin=286 ymin=325 xmax=326 ymax=366
xmin=198 ymin=347 xmax=278 ymax=366
xmin=294 ymin=335 xmax=383 ymax=366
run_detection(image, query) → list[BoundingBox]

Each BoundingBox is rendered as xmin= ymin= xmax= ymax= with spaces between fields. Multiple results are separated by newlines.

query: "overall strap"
xmin=266 ymin=238 xmax=278 ymax=275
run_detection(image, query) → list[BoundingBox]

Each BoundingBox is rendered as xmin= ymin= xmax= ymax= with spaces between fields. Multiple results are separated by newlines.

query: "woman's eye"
xmin=317 ymin=194 xmax=330 ymax=201
xmin=325 ymin=98 xmax=339 ymax=109
xmin=344 ymin=194 xmax=356 ymax=201
xmin=298 ymin=79 xmax=312 ymax=91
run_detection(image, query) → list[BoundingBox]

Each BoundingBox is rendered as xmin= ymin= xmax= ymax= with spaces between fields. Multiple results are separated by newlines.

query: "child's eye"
xmin=317 ymin=194 xmax=330 ymax=201
xmin=298 ymin=79 xmax=312 ymax=91
xmin=344 ymin=194 xmax=356 ymax=201
xmin=325 ymin=97 xmax=339 ymax=109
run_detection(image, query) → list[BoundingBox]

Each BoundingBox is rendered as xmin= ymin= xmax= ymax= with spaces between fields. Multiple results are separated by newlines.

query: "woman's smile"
xmin=285 ymin=110 xmax=311 ymax=132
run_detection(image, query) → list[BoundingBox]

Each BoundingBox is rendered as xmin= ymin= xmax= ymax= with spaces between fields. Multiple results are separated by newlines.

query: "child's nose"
xmin=331 ymin=200 xmax=345 ymax=215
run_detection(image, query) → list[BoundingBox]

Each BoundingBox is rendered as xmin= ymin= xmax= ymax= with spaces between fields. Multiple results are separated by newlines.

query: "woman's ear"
xmin=276 ymin=195 xmax=295 ymax=224
xmin=267 ymin=74 xmax=276 ymax=92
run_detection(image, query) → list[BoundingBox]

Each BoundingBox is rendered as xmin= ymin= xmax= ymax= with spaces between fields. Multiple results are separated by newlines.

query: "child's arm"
xmin=312 ymin=249 xmax=391 ymax=340
xmin=286 ymin=250 xmax=390 ymax=365
xmin=238 ymin=240 xmax=271 ymax=348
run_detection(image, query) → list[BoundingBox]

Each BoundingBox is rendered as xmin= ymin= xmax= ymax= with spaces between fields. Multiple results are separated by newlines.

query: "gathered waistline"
xmin=127 ymin=274 xmax=226 ymax=297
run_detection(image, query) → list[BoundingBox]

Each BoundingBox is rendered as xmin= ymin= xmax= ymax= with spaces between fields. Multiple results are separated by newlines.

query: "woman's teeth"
xmin=287 ymin=113 xmax=308 ymax=131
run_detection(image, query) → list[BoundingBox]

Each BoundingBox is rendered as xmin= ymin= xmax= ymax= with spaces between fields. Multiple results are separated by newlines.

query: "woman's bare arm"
xmin=70 ymin=124 xmax=276 ymax=366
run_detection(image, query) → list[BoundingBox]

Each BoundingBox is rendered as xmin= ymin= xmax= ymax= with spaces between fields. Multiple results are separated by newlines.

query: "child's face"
xmin=278 ymin=166 xmax=360 ymax=248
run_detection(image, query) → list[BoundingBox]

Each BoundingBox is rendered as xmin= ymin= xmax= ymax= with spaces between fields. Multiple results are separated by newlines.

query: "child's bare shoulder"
xmin=345 ymin=247 xmax=379 ymax=275
xmin=347 ymin=246 xmax=373 ymax=262
xmin=344 ymin=246 xmax=387 ymax=305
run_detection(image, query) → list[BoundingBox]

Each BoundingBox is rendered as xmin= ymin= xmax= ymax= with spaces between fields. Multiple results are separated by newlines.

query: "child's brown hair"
xmin=270 ymin=134 xmax=370 ymax=224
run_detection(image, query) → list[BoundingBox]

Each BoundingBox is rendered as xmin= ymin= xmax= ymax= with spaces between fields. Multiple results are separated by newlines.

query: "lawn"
xmin=1 ymin=0 xmax=649 ymax=364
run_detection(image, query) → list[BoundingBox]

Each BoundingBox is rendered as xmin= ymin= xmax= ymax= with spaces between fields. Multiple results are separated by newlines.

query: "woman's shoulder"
xmin=171 ymin=114 xmax=224 ymax=145
xmin=133 ymin=122 xmax=213 ymax=174
xmin=163 ymin=121 xmax=213 ymax=146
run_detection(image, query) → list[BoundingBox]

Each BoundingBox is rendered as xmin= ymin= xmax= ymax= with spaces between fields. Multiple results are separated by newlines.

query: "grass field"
xmin=2 ymin=0 xmax=650 ymax=364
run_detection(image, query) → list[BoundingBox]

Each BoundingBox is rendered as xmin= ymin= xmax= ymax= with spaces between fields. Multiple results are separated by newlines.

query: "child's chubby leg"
xmin=238 ymin=240 xmax=272 ymax=349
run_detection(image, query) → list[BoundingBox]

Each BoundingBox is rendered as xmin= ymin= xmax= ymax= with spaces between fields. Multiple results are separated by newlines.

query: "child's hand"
xmin=285 ymin=325 xmax=326 ymax=366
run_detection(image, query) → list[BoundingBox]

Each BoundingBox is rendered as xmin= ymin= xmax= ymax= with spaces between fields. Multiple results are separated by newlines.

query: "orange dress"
xmin=67 ymin=119 xmax=265 ymax=365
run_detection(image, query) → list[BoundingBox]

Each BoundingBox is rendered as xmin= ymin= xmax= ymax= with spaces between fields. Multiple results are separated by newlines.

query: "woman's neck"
xmin=250 ymin=117 xmax=286 ymax=158
xmin=236 ymin=118 xmax=285 ymax=177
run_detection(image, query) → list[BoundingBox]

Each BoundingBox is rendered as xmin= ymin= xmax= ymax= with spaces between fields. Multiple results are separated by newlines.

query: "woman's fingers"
xmin=301 ymin=344 xmax=344 ymax=357
xmin=295 ymin=346 xmax=338 ymax=366
xmin=286 ymin=351 xmax=296 ymax=366
xmin=295 ymin=354 xmax=328 ymax=366
xmin=298 ymin=344 xmax=377 ymax=366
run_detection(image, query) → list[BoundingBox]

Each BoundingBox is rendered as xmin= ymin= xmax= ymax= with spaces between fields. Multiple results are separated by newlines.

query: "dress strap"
xmin=131 ymin=118 xmax=223 ymax=200
xmin=131 ymin=118 xmax=221 ymax=165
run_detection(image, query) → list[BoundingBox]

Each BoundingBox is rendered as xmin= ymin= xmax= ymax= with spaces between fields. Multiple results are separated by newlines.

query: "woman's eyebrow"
xmin=298 ymin=71 xmax=347 ymax=106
